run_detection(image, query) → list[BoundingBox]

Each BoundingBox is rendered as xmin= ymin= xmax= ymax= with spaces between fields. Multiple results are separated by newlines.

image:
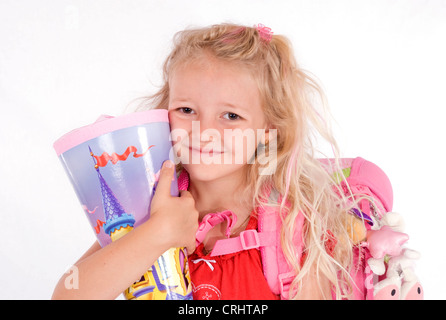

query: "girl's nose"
xmin=191 ymin=117 xmax=222 ymax=145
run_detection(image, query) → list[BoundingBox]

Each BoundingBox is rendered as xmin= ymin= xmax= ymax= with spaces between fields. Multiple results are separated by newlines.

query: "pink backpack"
xmin=186 ymin=157 xmax=423 ymax=299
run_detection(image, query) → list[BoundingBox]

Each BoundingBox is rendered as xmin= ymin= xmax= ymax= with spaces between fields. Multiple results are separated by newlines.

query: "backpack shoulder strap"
xmin=209 ymin=187 xmax=304 ymax=299
xmin=258 ymin=189 xmax=305 ymax=300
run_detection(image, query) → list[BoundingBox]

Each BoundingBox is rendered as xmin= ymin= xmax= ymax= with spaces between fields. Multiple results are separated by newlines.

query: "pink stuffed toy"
xmin=363 ymin=212 xmax=423 ymax=300
xmin=372 ymin=249 xmax=423 ymax=300
xmin=365 ymin=225 xmax=409 ymax=259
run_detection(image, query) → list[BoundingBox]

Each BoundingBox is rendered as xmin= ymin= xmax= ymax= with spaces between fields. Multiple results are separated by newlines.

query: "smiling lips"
xmin=189 ymin=146 xmax=224 ymax=155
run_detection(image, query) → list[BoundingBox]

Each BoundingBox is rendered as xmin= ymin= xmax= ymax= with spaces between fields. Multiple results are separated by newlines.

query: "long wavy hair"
xmin=138 ymin=23 xmax=364 ymax=299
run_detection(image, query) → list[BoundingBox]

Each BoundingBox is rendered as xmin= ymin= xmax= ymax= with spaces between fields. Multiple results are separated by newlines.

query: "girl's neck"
xmin=187 ymin=168 xmax=252 ymax=221
xmin=187 ymin=167 xmax=254 ymax=253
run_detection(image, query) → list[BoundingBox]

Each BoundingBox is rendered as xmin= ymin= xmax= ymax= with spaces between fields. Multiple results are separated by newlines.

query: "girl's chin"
xmin=181 ymin=162 xmax=246 ymax=181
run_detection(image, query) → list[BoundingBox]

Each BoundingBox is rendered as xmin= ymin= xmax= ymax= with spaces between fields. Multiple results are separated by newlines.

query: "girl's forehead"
xmin=170 ymin=56 xmax=258 ymax=94
xmin=170 ymin=50 xmax=255 ymax=78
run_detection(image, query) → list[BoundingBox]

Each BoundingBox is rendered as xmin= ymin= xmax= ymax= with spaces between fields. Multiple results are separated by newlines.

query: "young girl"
xmin=53 ymin=23 xmax=395 ymax=300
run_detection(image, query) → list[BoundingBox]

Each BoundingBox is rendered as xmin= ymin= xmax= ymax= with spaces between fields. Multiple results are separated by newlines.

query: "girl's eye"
xmin=178 ymin=107 xmax=194 ymax=114
xmin=223 ymin=112 xmax=241 ymax=121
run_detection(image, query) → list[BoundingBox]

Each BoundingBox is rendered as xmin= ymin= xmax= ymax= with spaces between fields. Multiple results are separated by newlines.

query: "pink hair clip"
xmin=255 ymin=23 xmax=273 ymax=43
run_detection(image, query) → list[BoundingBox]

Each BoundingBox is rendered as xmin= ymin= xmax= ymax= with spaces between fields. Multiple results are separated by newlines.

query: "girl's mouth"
xmin=189 ymin=146 xmax=224 ymax=156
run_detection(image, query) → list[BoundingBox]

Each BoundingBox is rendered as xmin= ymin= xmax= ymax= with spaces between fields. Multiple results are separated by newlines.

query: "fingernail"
xmin=164 ymin=160 xmax=174 ymax=168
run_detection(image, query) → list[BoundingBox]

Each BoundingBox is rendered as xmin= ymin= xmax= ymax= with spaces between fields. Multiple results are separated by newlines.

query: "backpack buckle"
xmin=239 ymin=230 xmax=260 ymax=250
xmin=279 ymin=272 xmax=295 ymax=300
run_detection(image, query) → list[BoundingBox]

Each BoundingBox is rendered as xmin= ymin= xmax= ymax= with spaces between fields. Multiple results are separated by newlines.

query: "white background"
xmin=1 ymin=0 xmax=445 ymax=299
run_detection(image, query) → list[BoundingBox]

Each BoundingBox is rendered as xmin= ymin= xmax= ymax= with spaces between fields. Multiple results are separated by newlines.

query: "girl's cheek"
xmin=225 ymin=134 xmax=258 ymax=163
xmin=170 ymin=120 xmax=191 ymax=153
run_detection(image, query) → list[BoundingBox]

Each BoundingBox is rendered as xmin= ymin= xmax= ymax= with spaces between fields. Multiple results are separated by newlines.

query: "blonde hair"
xmin=139 ymin=23 xmax=363 ymax=299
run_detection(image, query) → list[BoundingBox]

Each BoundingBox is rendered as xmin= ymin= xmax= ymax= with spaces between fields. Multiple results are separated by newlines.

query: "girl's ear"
xmin=260 ymin=129 xmax=269 ymax=146
xmin=260 ymin=127 xmax=277 ymax=145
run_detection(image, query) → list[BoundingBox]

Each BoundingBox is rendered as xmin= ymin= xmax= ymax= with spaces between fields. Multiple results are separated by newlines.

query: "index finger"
xmin=155 ymin=160 xmax=175 ymax=198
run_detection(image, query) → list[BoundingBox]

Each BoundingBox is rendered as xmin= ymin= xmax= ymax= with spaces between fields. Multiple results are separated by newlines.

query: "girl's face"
xmin=168 ymin=54 xmax=268 ymax=183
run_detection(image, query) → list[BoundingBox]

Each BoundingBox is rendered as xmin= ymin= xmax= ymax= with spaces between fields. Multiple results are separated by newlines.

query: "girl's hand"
xmin=149 ymin=160 xmax=199 ymax=253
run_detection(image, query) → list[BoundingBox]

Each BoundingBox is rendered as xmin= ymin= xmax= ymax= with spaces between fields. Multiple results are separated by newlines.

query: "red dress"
xmin=178 ymin=169 xmax=279 ymax=300
xmin=189 ymin=215 xmax=279 ymax=300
